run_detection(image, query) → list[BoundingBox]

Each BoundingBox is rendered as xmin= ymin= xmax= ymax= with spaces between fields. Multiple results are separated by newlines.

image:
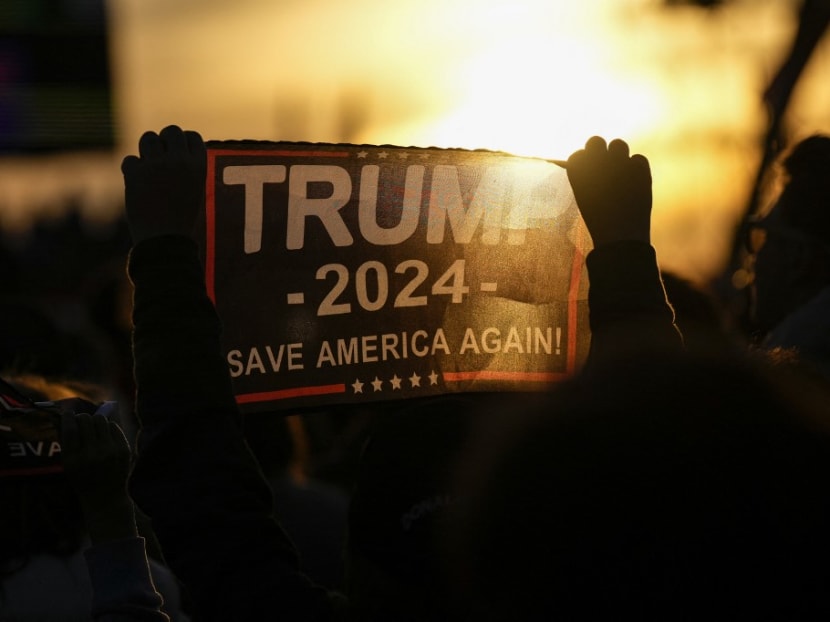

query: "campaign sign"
xmin=202 ymin=141 xmax=592 ymax=413
xmin=0 ymin=380 xmax=63 ymax=478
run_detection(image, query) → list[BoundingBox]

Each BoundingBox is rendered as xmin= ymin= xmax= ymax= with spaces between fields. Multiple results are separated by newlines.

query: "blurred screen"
xmin=0 ymin=0 xmax=114 ymax=153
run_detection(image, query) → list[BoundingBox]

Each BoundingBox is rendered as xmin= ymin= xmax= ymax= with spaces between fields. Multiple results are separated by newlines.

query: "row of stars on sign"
xmin=354 ymin=150 xmax=433 ymax=160
xmin=351 ymin=370 xmax=440 ymax=394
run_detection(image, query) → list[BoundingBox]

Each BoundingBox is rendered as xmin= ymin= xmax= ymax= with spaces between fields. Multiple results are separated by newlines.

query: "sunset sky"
xmin=2 ymin=0 xmax=829 ymax=285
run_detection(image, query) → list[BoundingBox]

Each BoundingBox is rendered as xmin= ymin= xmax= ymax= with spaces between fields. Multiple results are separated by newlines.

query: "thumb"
xmin=59 ymin=410 xmax=81 ymax=456
xmin=630 ymin=153 xmax=652 ymax=185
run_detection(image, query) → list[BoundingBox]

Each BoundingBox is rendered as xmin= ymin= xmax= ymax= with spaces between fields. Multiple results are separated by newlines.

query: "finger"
xmin=91 ymin=413 xmax=110 ymax=444
xmin=107 ymin=419 xmax=130 ymax=452
xmin=608 ymin=138 xmax=630 ymax=160
xmin=584 ymin=136 xmax=608 ymax=154
xmin=121 ymin=154 xmax=140 ymax=177
xmin=95 ymin=401 xmax=119 ymax=420
xmin=75 ymin=413 xmax=94 ymax=445
xmin=631 ymin=153 xmax=652 ymax=183
xmin=566 ymin=148 xmax=585 ymax=170
xmin=160 ymin=125 xmax=188 ymax=155
xmin=184 ymin=130 xmax=206 ymax=158
xmin=138 ymin=131 xmax=164 ymax=158
xmin=565 ymin=150 xmax=587 ymax=188
xmin=74 ymin=412 xmax=95 ymax=452
xmin=59 ymin=411 xmax=81 ymax=455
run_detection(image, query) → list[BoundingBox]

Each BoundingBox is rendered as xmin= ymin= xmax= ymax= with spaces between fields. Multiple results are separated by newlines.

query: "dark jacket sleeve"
xmin=126 ymin=235 xmax=342 ymax=622
xmin=584 ymin=240 xmax=683 ymax=365
xmin=85 ymin=537 xmax=170 ymax=622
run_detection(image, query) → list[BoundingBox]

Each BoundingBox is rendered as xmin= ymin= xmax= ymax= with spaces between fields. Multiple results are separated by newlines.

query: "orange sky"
xmin=2 ymin=0 xmax=829 ymax=285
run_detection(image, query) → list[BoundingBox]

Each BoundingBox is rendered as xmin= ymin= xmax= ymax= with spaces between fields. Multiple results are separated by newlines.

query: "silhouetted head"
xmin=661 ymin=271 xmax=734 ymax=353
xmin=750 ymin=135 xmax=830 ymax=333
xmin=447 ymin=349 xmax=830 ymax=619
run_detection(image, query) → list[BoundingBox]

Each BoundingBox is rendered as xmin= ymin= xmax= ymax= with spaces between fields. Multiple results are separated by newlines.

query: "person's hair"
xmin=777 ymin=134 xmax=830 ymax=241
xmin=242 ymin=412 xmax=309 ymax=482
xmin=660 ymin=271 xmax=736 ymax=352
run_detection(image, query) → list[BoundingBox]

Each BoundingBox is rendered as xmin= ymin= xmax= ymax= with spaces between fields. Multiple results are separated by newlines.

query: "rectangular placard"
xmin=201 ymin=141 xmax=592 ymax=412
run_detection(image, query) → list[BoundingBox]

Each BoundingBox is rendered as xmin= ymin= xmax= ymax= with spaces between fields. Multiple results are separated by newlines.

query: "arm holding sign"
xmin=123 ymin=126 xmax=339 ymax=621
xmin=565 ymin=136 xmax=683 ymax=362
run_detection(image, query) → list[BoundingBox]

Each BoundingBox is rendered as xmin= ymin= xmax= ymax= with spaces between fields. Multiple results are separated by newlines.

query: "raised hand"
xmin=565 ymin=136 xmax=652 ymax=248
xmin=59 ymin=405 xmax=138 ymax=543
xmin=121 ymin=125 xmax=207 ymax=245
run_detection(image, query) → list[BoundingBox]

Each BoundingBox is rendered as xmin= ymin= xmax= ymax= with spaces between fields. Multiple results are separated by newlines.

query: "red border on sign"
xmin=0 ymin=465 xmax=64 ymax=477
xmin=235 ymin=383 xmax=347 ymax=404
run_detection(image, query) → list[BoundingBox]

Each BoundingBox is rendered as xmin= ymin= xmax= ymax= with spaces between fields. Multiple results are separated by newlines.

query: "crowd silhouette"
xmin=1 ymin=124 xmax=830 ymax=620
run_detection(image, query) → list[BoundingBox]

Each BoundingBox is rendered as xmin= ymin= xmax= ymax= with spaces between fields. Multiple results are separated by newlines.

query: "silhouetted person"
xmin=0 ymin=375 xmax=185 ymax=620
xmin=561 ymin=136 xmax=681 ymax=365
xmin=123 ymin=125 xmax=498 ymax=621
xmin=59 ymin=401 xmax=176 ymax=621
xmin=661 ymin=271 xmax=736 ymax=353
xmin=448 ymin=347 xmax=830 ymax=620
xmin=748 ymin=134 xmax=830 ymax=377
xmin=445 ymin=136 xmax=830 ymax=619
xmin=242 ymin=412 xmax=349 ymax=590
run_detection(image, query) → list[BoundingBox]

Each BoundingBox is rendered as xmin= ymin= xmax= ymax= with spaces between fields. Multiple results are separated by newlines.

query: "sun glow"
xmin=428 ymin=42 xmax=664 ymax=158
xmin=354 ymin=2 xmax=665 ymax=160
xmin=5 ymin=0 xmax=826 ymax=285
